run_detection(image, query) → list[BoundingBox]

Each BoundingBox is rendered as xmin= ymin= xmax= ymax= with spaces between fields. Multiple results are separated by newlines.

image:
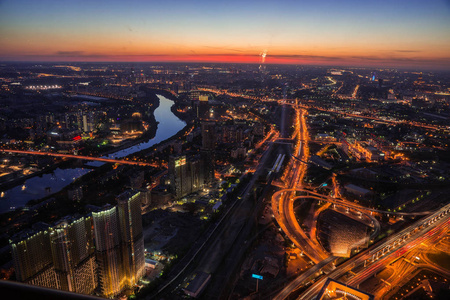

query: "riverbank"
xmin=142 ymin=88 xmax=194 ymax=123
xmin=0 ymin=92 xmax=191 ymax=265
xmin=1 ymin=93 xmax=186 ymax=214
xmin=79 ymin=91 xmax=161 ymax=157
xmin=0 ymin=91 xmax=161 ymax=190
xmin=123 ymin=90 xmax=195 ymax=157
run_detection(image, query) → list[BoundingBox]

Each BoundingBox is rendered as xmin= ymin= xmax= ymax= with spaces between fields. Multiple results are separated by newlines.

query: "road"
xmin=296 ymin=203 xmax=450 ymax=300
xmin=0 ymin=149 xmax=158 ymax=167
xmin=148 ymin=124 xmax=279 ymax=299
xmin=197 ymin=87 xmax=447 ymax=132
xmin=198 ymin=138 xmax=277 ymax=299
xmin=270 ymin=103 xmax=446 ymax=300
xmin=272 ymin=256 xmax=337 ymax=300
xmin=345 ymin=222 xmax=450 ymax=299
xmin=272 ymin=191 xmax=329 ymax=264
xmin=271 ymin=107 xmax=330 ymax=264
xmin=357 ymin=224 xmax=450 ymax=299
xmin=280 ymin=188 xmax=433 ymax=217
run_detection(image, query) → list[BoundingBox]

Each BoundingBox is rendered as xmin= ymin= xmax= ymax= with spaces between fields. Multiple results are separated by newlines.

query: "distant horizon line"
xmin=1 ymin=60 xmax=448 ymax=72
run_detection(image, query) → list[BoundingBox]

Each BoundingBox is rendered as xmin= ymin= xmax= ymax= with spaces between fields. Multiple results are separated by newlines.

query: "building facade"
xmin=11 ymin=192 xmax=145 ymax=298
xmin=92 ymin=205 xmax=123 ymax=298
xmin=11 ymin=229 xmax=58 ymax=290
xmin=50 ymin=217 xmax=97 ymax=294
xmin=169 ymin=155 xmax=206 ymax=199
xmin=117 ymin=190 xmax=145 ymax=288
xmin=11 ymin=217 xmax=98 ymax=295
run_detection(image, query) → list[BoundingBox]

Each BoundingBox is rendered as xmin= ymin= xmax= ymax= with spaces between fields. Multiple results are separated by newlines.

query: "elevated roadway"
xmin=0 ymin=149 xmax=158 ymax=167
xmin=295 ymin=202 xmax=450 ymax=300
xmin=281 ymin=188 xmax=433 ymax=217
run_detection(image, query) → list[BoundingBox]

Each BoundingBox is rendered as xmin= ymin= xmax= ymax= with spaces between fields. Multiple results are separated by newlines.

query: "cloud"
xmin=268 ymin=54 xmax=343 ymax=61
xmin=3 ymin=52 xmax=448 ymax=69
xmin=202 ymin=46 xmax=245 ymax=53
xmin=349 ymin=55 xmax=450 ymax=64
xmin=56 ymin=51 xmax=85 ymax=56
xmin=393 ymin=50 xmax=421 ymax=53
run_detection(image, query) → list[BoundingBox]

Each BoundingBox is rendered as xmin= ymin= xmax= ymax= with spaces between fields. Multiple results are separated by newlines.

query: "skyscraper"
xmin=93 ymin=192 xmax=145 ymax=298
xmin=11 ymin=217 xmax=97 ymax=295
xmin=201 ymin=121 xmax=216 ymax=184
xmin=201 ymin=121 xmax=216 ymax=150
xmin=117 ymin=190 xmax=145 ymax=288
xmin=169 ymin=155 xmax=206 ymax=199
xmin=77 ymin=111 xmax=96 ymax=133
xmin=11 ymin=229 xmax=58 ymax=289
xmin=197 ymin=95 xmax=210 ymax=119
xmin=49 ymin=216 xmax=97 ymax=294
xmin=92 ymin=205 xmax=123 ymax=298
xmin=169 ymin=155 xmax=190 ymax=199
xmin=11 ymin=197 xmax=145 ymax=298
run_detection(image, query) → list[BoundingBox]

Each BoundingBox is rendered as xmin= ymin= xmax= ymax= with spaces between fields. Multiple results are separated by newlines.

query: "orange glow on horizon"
xmin=3 ymin=53 xmax=448 ymax=69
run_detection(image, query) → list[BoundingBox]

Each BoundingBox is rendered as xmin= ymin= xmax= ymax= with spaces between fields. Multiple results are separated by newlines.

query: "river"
xmin=98 ymin=94 xmax=186 ymax=160
xmin=0 ymin=94 xmax=185 ymax=214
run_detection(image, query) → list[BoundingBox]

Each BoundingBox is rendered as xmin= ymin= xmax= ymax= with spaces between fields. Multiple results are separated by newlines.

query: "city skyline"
xmin=1 ymin=0 xmax=450 ymax=69
xmin=1 ymin=61 xmax=450 ymax=299
xmin=1 ymin=0 xmax=450 ymax=298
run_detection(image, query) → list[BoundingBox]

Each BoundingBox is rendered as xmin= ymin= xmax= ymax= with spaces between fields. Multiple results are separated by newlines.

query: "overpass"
xmin=275 ymin=202 xmax=450 ymax=300
xmin=270 ymin=186 xmax=436 ymax=287
xmin=281 ymin=188 xmax=434 ymax=217
xmin=365 ymin=202 xmax=450 ymax=265
xmin=0 ymin=149 xmax=159 ymax=167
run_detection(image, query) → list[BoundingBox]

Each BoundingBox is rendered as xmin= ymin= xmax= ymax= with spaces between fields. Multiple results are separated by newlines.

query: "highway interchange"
xmin=269 ymin=102 xmax=450 ymax=299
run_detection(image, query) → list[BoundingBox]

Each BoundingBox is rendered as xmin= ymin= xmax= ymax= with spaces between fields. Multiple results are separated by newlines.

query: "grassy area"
xmin=427 ymin=252 xmax=450 ymax=271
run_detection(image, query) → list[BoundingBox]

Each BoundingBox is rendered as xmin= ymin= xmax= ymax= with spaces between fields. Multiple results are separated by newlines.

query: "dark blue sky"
xmin=1 ymin=0 xmax=449 ymax=68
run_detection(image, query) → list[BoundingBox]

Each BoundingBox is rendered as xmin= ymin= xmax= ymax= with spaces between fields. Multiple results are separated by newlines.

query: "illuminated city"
xmin=0 ymin=1 xmax=450 ymax=300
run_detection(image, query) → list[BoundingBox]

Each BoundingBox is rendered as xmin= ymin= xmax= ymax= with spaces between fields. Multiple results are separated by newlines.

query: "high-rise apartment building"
xmin=11 ymin=217 xmax=97 ymax=295
xmin=92 ymin=205 xmax=123 ymax=298
xmin=169 ymin=155 xmax=206 ymax=199
xmin=50 ymin=216 xmax=97 ymax=294
xmin=11 ymin=229 xmax=58 ymax=290
xmin=93 ymin=191 xmax=145 ymax=298
xmin=201 ymin=121 xmax=216 ymax=150
xmin=169 ymin=155 xmax=189 ymax=199
xmin=117 ymin=190 xmax=145 ymax=287
xmin=76 ymin=111 xmax=96 ymax=133
xmin=201 ymin=121 xmax=216 ymax=184
xmin=11 ymin=194 xmax=145 ymax=298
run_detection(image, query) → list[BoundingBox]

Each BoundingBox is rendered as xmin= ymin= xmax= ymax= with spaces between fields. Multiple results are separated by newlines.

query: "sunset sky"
xmin=1 ymin=0 xmax=449 ymax=69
